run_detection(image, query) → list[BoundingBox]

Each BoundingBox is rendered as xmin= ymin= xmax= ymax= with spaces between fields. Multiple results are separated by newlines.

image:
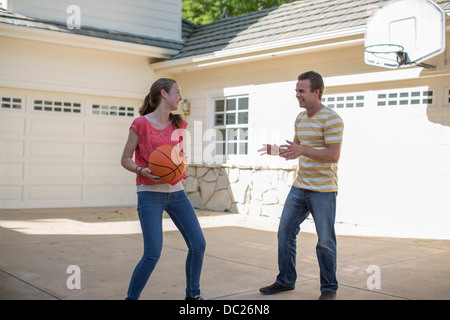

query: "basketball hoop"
xmin=364 ymin=44 xmax=406 ymax=67
xmin=364 ymin=0 xmax=445 ymax=70
xmin=364 ymin=44 xmax=404 ymax=55
xmin=364 ymin=43 xmax=437 ymax=69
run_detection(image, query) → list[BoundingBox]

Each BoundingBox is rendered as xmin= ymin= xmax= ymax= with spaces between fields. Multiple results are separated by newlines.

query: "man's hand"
xmin=258 ymin=144 xmax=280 ymax=156
xmin=279 ymin=140 xmax=342 ymax=163
xmin=279 ymin=140 xmax=303 ymax=160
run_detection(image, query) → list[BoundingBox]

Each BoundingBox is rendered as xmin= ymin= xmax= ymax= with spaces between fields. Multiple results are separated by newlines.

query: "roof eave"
xmin=0 ymin=23 xmax=180 ymax=58
xmin=151 ymin=25 xmax=366 ymax=73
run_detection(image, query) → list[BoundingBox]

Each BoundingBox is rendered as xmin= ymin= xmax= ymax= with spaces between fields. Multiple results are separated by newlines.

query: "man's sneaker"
xmin=185 ymin=292 xmax=204 ymax=300
xmin=318 ymin=291 xmax=337 ymax=300
xmin=259 ymin=282 xmax=295 ymax=295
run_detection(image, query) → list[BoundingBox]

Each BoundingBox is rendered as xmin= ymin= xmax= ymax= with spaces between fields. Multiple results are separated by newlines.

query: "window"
xmin=34 ymin=99 xmax=81 ymax=113
xmin=1 ymin=96 xmax=23 ymax=110
xmin=322 ymin=94 xmax=365 ymax=108
xmin=92 ymin=104 xmax=135 ymax=117
xmin=213 ymin=95 xmax=249 ymax=157
xmin=377 ymin=89 xmax=434 ymax=106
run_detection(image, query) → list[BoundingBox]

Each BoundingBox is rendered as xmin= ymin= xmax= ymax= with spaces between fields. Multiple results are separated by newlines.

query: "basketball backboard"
xmin=364 ymin=0 xmax=446 ymax=69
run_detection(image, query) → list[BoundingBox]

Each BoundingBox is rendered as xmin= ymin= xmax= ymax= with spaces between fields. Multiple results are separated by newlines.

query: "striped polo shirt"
xmin=293 ymin=106 xmax=344 ymax=192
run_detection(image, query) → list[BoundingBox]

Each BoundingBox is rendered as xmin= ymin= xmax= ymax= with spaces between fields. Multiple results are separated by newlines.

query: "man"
xmin=258 ymin=71 xmax=344 ymax=300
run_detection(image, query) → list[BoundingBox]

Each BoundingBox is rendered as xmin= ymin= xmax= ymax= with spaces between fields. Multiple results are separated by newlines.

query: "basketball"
xmin=148 ymin=145 xmax=186 ymax=183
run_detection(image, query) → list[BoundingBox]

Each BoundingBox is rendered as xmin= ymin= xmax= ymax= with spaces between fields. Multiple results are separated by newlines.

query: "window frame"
xmin=207 ymin=92 xmax=251 ymax=164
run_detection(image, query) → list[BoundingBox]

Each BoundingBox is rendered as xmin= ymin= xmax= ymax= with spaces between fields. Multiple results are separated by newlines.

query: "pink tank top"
xmin=131 ymin=116 xmax=188 ymax=186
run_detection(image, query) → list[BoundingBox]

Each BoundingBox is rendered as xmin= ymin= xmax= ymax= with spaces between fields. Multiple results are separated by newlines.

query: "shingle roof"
xmin=1 ymin=0 xmax=449 ymax=60
xmin=173 ymin=0 xmax=450 ymax=59
xmin=0 ymin=7 xmax=184 ymax=51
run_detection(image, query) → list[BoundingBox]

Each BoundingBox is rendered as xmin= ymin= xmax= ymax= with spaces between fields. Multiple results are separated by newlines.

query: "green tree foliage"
xmin=182 ymin=0 xmax=294 ymax=25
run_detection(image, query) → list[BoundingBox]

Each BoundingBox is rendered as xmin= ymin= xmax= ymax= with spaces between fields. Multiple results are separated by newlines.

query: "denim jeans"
xmin=276 ymin=186 xmax=338 ymax=293
xmin=126 ymin=190 xmax=206 ymax=299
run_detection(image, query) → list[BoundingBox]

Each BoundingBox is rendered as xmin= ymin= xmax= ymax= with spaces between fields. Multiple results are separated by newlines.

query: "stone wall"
xmin=182 ymin=164 xmax=296 ymax=218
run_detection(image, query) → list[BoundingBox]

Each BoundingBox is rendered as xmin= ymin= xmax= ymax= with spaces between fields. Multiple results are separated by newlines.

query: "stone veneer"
xmin=181 ymin=164 xmax=296 ymax=218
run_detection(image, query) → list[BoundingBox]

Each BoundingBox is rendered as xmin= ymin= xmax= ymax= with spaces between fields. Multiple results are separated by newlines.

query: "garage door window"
xmin=33 ymin=100 xmax=81 ymax=113
xmin=91 ymin=104 xmax=135 ymax=117
xmin=377 ymin=90 xmax=434 ymax=106
xmin=1 ymin=96 xmax=23 ymax=110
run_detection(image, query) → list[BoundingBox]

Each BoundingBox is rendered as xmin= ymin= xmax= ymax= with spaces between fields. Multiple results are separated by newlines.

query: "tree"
xmin=182 ymin=0 xmax=294 ymax=25
xmin=182 ymin=0 xmax=221 ymax=25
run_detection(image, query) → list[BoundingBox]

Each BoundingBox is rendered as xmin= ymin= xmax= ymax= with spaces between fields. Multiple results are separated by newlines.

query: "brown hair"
xmin=139 ymin=78 xmax=183 ymax=128
xmin=298 ymin=71 xmax=324 ymax=100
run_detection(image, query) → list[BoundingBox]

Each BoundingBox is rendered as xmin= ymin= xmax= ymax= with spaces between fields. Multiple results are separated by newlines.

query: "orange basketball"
xmin=148 ymin=145 xmax=186 ymax=183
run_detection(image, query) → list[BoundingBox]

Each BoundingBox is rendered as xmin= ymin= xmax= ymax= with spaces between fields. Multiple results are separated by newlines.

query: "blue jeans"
xmin=126 ymin=191 xmax=206 ymax=299
xmin=276 ymin=186 xmax=338 ymax=293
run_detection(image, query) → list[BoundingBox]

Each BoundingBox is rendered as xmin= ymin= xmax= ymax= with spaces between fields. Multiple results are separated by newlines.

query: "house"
xmin=1 ymin=0 xmax=449 ymax=237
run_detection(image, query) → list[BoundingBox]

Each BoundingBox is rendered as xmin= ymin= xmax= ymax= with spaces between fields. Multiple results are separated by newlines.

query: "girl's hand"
xmin=140 ymin=167 xmax=164 ymax=183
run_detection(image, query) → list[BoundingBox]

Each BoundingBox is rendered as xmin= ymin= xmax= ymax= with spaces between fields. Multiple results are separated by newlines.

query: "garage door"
xmin=0 ymin=88 xmax=140 ymax=208
xmin=322 ymin=85 xmax=450 ymax=233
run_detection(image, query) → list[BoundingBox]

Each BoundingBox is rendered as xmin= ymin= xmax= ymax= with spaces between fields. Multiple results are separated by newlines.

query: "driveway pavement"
xmin=1 ymin=207 xmax=449 ymax=301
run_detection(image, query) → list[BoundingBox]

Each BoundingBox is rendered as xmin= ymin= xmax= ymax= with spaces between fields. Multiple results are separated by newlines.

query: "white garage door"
xmin=322 ymin=85 xmax=450 ymax=234
xmin=0 ymin=88 xmax=140 ymax=209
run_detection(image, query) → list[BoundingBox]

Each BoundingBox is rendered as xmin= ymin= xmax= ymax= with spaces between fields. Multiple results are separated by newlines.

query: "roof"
xmin=172 ymin=0 xmax=450 ymax=60
xmin=0 ymin=7 xmax=184 ymax=52
xmin=1 ymin=0 xmax=449 ymax=61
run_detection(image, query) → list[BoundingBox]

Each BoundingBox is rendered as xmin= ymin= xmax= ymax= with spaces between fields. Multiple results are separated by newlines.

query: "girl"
xmin=121 ymin=78 xmax=206 ymax=300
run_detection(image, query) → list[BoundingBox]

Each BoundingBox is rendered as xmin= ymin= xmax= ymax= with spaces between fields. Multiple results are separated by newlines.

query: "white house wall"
xmin=0 ymin=36 xmax=153 ymax=99
xmin=8 ymin=0 xmax=182 ymax=42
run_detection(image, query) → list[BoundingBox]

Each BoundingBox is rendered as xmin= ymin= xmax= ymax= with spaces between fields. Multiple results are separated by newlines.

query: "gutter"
xmin=0 ymin=22 xmax=179 ymax=58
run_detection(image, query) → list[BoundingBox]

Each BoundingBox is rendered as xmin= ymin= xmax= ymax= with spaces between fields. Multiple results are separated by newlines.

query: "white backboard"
xmin=364 ymin=0 xmax=446 ymax=69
